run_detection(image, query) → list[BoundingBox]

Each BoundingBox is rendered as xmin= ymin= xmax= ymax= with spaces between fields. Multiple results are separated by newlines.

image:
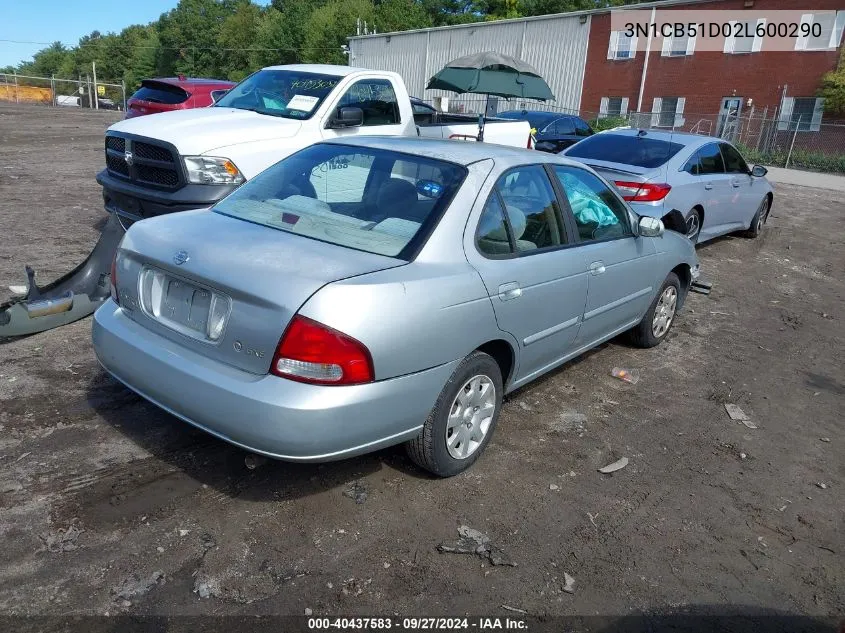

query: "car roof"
xmin=323 ymin=136 xmax=585 ymax=168
xmin=150 ymin=77 xmax=236 ymax=89
xmin=262 ymin=64 xmax=362 ymax=76
xmin=597 ymin=128 xmax=724 ymax=148
xmin=499 ymin=110 xmax=576 ymax=121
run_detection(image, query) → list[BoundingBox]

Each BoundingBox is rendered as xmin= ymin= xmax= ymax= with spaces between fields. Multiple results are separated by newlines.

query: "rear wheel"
xmin=406 ymin=351 xmax=503 ymax=477
xmin=628 ymin=272 xmax=681 ymax=348
xmin=744 ymin=197 xmax=770 ymax=238
xmin=685 ymin=209 xmax=702 ymax=243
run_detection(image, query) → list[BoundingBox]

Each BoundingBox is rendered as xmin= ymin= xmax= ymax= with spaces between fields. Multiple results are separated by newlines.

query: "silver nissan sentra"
xmin=93 ymin=136 xmax=707 ymax=477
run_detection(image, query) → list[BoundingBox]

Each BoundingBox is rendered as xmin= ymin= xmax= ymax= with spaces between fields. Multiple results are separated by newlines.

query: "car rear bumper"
xmin=92 ymin=302 xmax=458 ymax=462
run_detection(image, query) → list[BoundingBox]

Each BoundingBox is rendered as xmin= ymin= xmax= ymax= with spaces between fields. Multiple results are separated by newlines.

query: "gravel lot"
xmin=0 ymin=103 xmax=842 ymax=629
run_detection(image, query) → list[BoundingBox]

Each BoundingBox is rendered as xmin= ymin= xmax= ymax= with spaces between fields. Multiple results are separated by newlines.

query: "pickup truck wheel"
xmin=744 ymin=198 xmax=769 ymax=238
xmin=628 ymin=272 xmax=681 ymax=348
xmin=406 ymin=351 xmax=503 ymax=477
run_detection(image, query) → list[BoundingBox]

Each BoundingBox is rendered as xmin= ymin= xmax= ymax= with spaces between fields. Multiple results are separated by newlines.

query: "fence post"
xmin=785 ymin=115 xmax=801 ymax=169
xmin=50 ymin=74 xmax=56 ymax=106
xmin=121 ymin=80 xmax=126 ymax=112
xmin=13 ymin=71 xmax=19 ymax=103
xmin=92 ymin=62 xmax=99 ymax=110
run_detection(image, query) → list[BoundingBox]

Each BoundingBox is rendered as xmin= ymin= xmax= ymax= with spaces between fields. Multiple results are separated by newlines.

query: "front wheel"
xmin=744 ymin=197 xmax=770 ymax=238
xmin=627 ymin=272 xmax=681 ymax=348
xmin=406 ymin=351 xmax=503 ymax=477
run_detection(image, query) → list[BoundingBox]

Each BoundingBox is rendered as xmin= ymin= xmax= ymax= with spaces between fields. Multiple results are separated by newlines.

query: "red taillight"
xmin=614 ymin=181 xmax=672 ymax=202
xmin=109 ymin=253 xmax=119 ymax=305
xmin=270 ymin=315 xmax=374 ymax=386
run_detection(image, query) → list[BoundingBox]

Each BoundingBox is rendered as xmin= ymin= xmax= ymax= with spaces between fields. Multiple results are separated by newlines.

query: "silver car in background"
xmin=93 ymin=137 xmax=705 ymax=477
xmin=562 ymin=129 xmax=774 ymax=244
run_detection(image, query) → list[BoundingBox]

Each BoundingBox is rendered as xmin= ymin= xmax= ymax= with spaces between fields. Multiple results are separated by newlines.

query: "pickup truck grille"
xmin=104 ymin=133 xmax=182 ymax=190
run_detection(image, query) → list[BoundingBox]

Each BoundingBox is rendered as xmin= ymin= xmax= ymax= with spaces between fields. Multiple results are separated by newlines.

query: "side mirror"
xmin=751 ymin=165 xmax=768 ymax=178
xmin=330 ymin=106 xmax=364 ymax=128
xmin=638 ymin=216 xmax=664 ymax=238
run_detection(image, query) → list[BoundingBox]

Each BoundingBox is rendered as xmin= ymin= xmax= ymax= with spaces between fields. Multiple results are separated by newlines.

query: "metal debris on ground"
xmin=501 ymin=605 xmax=528 ymax=614
xmin=244 ymin=453 xmax=267 ymax=470
xmin=40 ymin=524 xmax=84 ymax=553
xmin=549 ymin=483 xmax=560 ymax=490
xmin=343 ymin=480 xmax=369 ymax=504
xmin=598 ymin=457 xmax=629 ymax=474
xmin=819 ymin=437 xmax=830 ymax=443
xmin=611 ymin=367 xmax=640 ymax=384
xmin=437 ymin=525 xmax=516 ymax=567
xmin=562 ymin=572 xmax=576 ymax=594
xmin=725 ymin=404 xmax=758 ymax=428
xmin=816 ymin=482 xmax=828 ymax=490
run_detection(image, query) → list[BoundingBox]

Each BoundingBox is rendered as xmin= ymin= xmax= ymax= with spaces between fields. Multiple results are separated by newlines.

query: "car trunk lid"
xmin=115 ymin=209 xmax=404 ymax=374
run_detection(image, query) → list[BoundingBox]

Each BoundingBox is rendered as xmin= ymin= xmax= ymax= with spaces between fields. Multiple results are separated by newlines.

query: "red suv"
xmin=125 ymin=76 xmax=236 ymax=119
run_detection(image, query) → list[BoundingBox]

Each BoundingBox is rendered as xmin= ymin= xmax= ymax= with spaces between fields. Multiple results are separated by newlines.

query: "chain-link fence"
xmin=0 ymin=73 xmax=126 ymax=112
xmin=415 ymin=95 xmax=845 ymax=174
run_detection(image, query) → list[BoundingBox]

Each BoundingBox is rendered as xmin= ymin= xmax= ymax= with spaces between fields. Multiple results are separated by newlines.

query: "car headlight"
xmin=183 ymin=156 xmax=245 ymax=185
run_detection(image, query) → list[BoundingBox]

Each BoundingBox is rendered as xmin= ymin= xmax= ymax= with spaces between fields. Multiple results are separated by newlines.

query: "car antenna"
xmin=637 ymin=128 xmax=648 ymax=137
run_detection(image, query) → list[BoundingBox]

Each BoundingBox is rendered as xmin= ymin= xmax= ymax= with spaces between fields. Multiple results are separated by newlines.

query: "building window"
xmin=662 ymin=33 xmax=694 ymax=57
xmin=608 ymin=31 xmax=637 ymax=60
xmin=652 ymin=97 xmax=685 ymax=128
xmin=599 ymin=97 xmax=629 ymax=118
xmin=796 ymin=11 xmax=845 ymax=51
xmin=778 ymin=97 xmax=825 ymax=132
xmin=724 ymin=19 xmax=765 ymax=54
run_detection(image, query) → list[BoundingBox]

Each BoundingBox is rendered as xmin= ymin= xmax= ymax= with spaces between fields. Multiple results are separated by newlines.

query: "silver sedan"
xmin=93 ymin=137 xmax=705 ymax=476
xmin=562 ymin=129 xmax=774 ymax=244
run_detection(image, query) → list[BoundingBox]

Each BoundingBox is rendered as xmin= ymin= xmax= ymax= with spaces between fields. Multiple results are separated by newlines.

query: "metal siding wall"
xmin=349 ymin=14 xmax=590 ymax=113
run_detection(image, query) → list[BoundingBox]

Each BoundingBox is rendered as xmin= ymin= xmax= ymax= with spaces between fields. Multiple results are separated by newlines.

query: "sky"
xmin=0 ymin=0 xmax=267 ymax=69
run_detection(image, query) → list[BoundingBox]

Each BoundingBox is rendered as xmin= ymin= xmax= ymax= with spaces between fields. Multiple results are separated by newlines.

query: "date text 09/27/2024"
xmin=307 ymin=617 xmax=528 ymax=630
xmin=624 ymin=21 xmax=822 ymax=39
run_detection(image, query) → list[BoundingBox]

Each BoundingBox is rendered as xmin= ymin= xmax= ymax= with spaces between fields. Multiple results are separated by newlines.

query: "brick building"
xmin=581 ymin=0 xmax=845 ymax=140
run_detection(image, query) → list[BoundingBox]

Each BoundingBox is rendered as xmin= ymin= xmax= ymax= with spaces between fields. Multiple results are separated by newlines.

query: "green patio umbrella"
xmin=426 ymin=51 xmax=555 ymax=101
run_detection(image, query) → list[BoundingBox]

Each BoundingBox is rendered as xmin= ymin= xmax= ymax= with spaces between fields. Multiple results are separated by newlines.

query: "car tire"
xmin=685 ymin=208 xmax=702 ymax=243
xmin=405 ymin=351 xmax=503 ymax=477
xmin=628 ymin=272 xmax=681 ymax=348
xmin=744 ymin=197 xmax=770 ymax=238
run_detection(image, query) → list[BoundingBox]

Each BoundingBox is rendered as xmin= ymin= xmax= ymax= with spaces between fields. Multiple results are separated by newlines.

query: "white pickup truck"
xmin=97 ymin=64 xmax=532 ymax=223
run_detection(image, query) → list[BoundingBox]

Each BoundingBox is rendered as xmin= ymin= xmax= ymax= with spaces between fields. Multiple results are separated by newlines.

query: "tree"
xmin=819 ymin=48 xmax=845 ymax=117
xmin=218 ymin=0 xmax=263 ymax=80
xmin=17 ymin=42 xmax=70 ymax=77
xmin=302 ymin=0 xmax=375 ymax=64
xmin=375 ymin=0 xmax=432 ymax=32
xmin=156 ymin=0 xmax=240 ymax=78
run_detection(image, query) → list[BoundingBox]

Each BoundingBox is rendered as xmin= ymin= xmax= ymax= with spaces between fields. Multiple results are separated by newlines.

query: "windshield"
xmin=566 ymin=133 xmax=685 ymax=168
xmin=214 ymin=144 xmax=467 ymax=259
xmin=213 ymin=70 xmax=342 ymax=119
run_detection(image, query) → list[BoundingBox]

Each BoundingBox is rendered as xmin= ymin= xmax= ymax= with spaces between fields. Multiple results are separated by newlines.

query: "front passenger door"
xmin=720 ymin=142 xmax=757 ymax=228
xmin=552 ymin=165 xmax=658 ymax=347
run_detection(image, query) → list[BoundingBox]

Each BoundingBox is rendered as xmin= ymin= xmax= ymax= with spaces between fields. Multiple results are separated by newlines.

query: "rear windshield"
xmin=213 ymin=70 xmax=341 ymax=120
xmin=131 ymin=81 xmax=189 ymax=105
xmin=566 ymin=133 xmax=684 ymax=168
xmin=214 ymin=144 xmax=467 ymax=259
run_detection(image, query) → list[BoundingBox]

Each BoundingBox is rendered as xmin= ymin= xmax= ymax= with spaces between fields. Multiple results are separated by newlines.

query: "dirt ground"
xmin=0 ymin=103 xmax=842 ymax=628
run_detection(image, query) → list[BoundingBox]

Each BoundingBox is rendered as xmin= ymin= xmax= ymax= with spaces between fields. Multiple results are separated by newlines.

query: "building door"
xmin=717 ymin=97 xmax=742 ymax=140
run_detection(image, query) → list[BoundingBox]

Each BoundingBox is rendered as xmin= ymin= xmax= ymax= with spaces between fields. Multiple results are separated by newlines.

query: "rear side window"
xmin=574 ymin=119 xmax=592 ymax=137
xmin=476 ymin=165 xmax=566 ymax=255
xmin=337 ymin=79 xmax=400 ymax=126
xmin=555 ymin=118 xmax=576 ymax=135
xmin=566 ymin=134 xmax=684 ymax=168
xmin=214 ymin=144 xmax=465 ymax=259
xmin=130 ymin=81 xmax=189 ymax=105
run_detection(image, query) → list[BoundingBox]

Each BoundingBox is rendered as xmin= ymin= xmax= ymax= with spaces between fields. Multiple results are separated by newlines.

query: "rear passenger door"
xmin=681 ymin=142 xmax=731 ymax=238
xmin=552 ymin=165 xmax=657 ymax=347
xmin=466 ymin=165 xmax=589 ymax=383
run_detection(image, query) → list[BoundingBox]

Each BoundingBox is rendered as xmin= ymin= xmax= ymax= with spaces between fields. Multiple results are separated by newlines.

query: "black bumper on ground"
xmin=96 ymin=169 xmax=237 ymax=222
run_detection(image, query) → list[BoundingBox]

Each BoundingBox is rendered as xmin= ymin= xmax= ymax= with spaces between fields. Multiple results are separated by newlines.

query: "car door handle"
xmin=731 ymin=180 xmax=741 ymax=188
xmin=704 ymin=182 xmax=713 ymax=190
xmin=498 ymin=282 xmax=522 ymax=301
xmin=589 ymin=261 xmax=606 ymax=275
